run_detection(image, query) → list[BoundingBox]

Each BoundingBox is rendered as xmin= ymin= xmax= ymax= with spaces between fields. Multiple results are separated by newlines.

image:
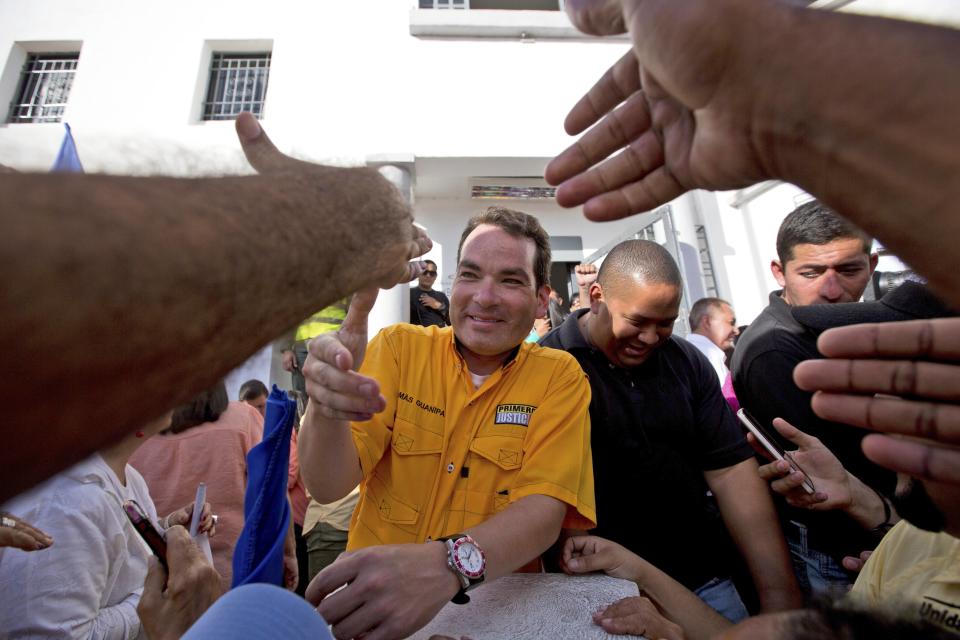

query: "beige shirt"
xmin=303 ymin=486 xmax=360 ymax=534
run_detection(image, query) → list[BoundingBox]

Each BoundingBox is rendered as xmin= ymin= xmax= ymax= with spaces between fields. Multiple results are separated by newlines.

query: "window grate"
xmin=8 ymin=53 xmax=79 ymax=124
xmin=202 ymin=52 xmax=271 ymax=121
xmin=420 ymin=0 xmax=468 ymax=7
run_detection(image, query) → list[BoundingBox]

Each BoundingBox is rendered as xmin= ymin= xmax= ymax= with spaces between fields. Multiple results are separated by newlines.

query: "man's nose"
xmin=472 ymin=279 xmax=498 ymax=306
xmin=819 ymin=271 xmax=844 ymax=301
xmin=636 ymin=324 xmax=658 ymax=344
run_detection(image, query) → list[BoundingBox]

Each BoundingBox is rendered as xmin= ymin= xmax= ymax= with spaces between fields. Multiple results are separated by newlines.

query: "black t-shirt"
xmin=731 ymin=291 xmax=896 ymax=559
xmin=541 ymin=309 xmax=754 ymax=590
xmin=409 ymin=288 xmax=449 ymax=327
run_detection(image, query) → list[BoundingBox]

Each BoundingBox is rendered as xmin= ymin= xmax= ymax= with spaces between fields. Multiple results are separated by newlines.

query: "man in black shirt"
xmin=541 ymin=239 xmax=800 ymax=620
xmin=731 ymin=201 xmax=891 ymax=599
xmin=409 ymin=259 xmax=449 ymax=327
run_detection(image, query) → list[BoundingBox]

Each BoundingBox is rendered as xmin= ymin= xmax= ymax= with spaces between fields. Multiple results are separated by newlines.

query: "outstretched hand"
xmin=235 ymin=112 xmax=432 ymax=290
xmin=547 ymin=0 xmax=780 ymax=221
xmin=794 ymin=318 xmax=960 ymax=485
xmin=0 ymin=512 xmax=53 ymax=551
xmin=754 ymin=419 xmax=851 ymax=511
xmin=303 ymin=287 xmax=386 ymax=422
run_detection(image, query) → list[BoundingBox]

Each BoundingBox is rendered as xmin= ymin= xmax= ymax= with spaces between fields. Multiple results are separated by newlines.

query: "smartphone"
xmin=736 ymin=409 xmax=816 ymax=495
xmin=123 ymin=500 xmax=168 ymax=570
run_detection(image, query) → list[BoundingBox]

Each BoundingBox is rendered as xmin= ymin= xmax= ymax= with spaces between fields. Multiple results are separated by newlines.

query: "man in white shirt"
xmin=686 ymin=297 xmax=738 ymax=384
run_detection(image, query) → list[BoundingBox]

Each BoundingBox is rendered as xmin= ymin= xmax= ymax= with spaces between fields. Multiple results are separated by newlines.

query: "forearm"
xmin=756 ymin=6 xmax=960 ymax=306
xmin=627 ymin=556 xmax=731 ymax=640
xmin=708 ymin=462 xmax=801 ymax=611
xmin=466 ymin=494 xmax=566 ymax=582
xmin=0 ymin=168 xmax=409 ymax=502
xmin=298 ymin=401 xmax=363 ymax=502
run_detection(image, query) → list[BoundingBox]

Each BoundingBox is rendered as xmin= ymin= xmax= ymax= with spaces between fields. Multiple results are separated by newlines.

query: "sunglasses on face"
xmin=422 ymin=270 xmax=437 ymax=276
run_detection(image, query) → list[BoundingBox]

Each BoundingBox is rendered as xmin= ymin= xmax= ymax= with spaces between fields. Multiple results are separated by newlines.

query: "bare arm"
xmin=705 ymin=458 xmax=802 ymax=612
xmin=563 ymin=535 xmax=729 ymax=640
xmin=551 ymin=0 xmax=960 ymax=308
xmin=306 ymin=494 xmax=566 ymax=640
xmin=0 ymin=114 xmax=429 ymax=503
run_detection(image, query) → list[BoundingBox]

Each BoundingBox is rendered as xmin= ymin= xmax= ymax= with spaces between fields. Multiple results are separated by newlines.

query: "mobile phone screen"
xmin=736 ymin=409 xmax=816 ymax=495
xmin=123 ymin=501 xmax=168 ymax=570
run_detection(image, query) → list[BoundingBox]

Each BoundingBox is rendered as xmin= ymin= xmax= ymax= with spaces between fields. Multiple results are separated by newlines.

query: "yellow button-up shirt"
xmin=347 ymin=324 xmax=596 ymax=549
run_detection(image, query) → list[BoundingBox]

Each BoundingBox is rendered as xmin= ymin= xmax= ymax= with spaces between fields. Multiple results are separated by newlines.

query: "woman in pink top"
xmin=130 ymin=384 xmax=263 ymax=592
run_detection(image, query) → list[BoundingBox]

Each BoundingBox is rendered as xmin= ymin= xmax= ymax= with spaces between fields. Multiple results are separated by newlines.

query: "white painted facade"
xmin=1 ymin=0 xmax=956 ymax=390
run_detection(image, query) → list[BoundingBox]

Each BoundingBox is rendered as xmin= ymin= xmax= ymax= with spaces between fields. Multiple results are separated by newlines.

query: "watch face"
xmin=453 ymin=539 xmax=485 ymax=578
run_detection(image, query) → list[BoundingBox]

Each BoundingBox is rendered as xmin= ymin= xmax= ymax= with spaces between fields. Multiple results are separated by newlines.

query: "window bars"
xmin=202 ymin=52 xmax=271 ymax=121
xmin=9 ymin=53 xmax=79 ymax=123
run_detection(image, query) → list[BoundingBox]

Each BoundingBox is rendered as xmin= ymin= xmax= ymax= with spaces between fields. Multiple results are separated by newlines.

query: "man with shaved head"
xmin=541 ymin=239 xmax=801 ymax=620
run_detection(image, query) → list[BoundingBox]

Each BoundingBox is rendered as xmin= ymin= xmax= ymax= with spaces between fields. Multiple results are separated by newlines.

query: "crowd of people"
xmin=1 ymin=0 xmax=959 ymax=638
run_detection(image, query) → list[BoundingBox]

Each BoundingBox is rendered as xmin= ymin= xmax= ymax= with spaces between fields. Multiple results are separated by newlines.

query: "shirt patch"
xmin=494 ymin=404 xmax=536 ymax=426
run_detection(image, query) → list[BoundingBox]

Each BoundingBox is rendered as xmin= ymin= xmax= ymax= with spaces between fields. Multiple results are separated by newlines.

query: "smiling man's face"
xmin=450 ymin=224 xmax=548 ymax=372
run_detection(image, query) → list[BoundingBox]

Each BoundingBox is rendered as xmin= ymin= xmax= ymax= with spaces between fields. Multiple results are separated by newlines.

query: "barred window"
xmin=8 ymin=53 xmax=79 ymax=124
xmin=202 ymin=52 xmax=271 ymax=121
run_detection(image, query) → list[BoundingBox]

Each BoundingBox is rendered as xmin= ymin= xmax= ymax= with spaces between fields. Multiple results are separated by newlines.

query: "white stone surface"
xmin=410 ymin=573 xmax=645 ymax=640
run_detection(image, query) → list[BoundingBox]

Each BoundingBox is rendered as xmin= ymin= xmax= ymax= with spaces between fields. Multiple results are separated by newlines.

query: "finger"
xmin=564 ymin=51 xmax=640 ymax=138
xmin=564 ymin=0 xmax=627 ymax=37
xmin=305 ymin=556 xmax=357 ymax=606
xmin=815 ymin=318 xmax=960 ymax=361
xmin=769 ymin=471 xmax=818 ymax=499
xmin=303 ymin=367 xmax=385 ymax=417
xmin=579 ymin=164 xmax=686 ymax=222
xmin=757 ymin=458 xmax=792 ymax=482
xmin=841 ymin=555 xmax=864 ymax=572
xmin=770 ymin=418 xmax=819 ymax=449
xmin=6 ymin=517 xmax=53 ymax=547
xmin=860 ymin=550 xmax=873 ymax=562
xmin=235 ymin=113 xmax=314 ymax=176
xmin=861 ymin=434 xmax=960 ymax=484
xmin=810 ymin=392 xmax=960 ymax=444
xmin=0 ymin=528 xmax=49 ymax=551
xmin=550 ymin=92 xmax=654 ymax=200
xmin=796 ymin=359 xmax=960 ymax=401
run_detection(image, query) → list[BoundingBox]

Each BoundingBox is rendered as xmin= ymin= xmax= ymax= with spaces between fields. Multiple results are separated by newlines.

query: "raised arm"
xmin=1 ymin=113 xmax=429 ymax=502
xmin=549 ymin=0 xmax=960 ymax=308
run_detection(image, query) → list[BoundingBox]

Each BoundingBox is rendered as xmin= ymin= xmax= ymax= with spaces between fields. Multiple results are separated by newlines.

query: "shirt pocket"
xmin=461 ymin=427 xmax=526 ymax=525
xmin=364 ymin=419 xmax=443 ymax=535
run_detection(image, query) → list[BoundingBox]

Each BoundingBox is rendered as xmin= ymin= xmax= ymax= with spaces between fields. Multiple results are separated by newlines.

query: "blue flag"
xmin=51 ymin=123 xmax=84 ymax=173
xmin=231 ymin=385 xmax=297 ymax=588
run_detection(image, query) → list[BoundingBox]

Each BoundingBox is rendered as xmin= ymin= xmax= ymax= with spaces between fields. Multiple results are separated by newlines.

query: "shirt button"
xmin=446 ymin=463 xmax=455 ymax=473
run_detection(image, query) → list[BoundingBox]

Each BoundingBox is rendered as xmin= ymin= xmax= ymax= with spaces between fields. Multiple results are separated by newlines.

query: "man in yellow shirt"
xmin=298 ymin=206 xmax=596 ymax=640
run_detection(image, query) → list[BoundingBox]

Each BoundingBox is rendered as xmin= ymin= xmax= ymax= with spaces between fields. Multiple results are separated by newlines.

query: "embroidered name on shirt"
xmin=397 ymin=391 xmax=445 ymax=416
xmin=494 ymin=404 xmax=536 ymax=426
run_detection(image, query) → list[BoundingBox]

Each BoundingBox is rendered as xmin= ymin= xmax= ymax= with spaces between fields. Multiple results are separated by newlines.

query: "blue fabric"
xmin=51 ymin=123 xmax=84 ymax=173
xmin=183 ymin=583 xmax=332 ymax=639
xmin=231 ymin=385 xmax=297 ymax=588
xmin=694 ymin=576 xmax=749 ymax=623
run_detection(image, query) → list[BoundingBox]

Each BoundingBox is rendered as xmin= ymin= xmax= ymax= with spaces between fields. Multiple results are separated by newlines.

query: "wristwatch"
xmin=438 ymin=534 xmax=486 ymax=604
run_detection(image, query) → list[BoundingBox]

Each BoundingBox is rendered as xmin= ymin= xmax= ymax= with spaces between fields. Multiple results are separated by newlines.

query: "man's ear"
xmin=771 ymin=260 xmax=787 ymax=288
xmin=588 ymin=282 xmax=604 ymax=313
xmin=535 ymin=285 xmax=550 ymax=319
xmin=869 ymin=252 xmax=879 ymax=274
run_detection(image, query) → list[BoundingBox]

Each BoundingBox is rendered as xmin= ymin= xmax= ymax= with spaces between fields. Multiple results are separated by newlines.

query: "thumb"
xmin=771 ymin=418 xmax=813 ymax=448
xmin=342 ymin=288 xmax=379 ymax=333
xmin=566 ymin=548 xmax=612 ymax=574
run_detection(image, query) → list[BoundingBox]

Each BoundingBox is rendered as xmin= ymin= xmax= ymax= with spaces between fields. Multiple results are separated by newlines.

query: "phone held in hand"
xmin=124 ymin=500 xmax=168 ymax=570
xmin=736 ymin=409 xmax=816 ymax=495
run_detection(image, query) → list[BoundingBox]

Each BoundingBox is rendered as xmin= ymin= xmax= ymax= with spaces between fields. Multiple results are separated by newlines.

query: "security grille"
xmin=695 ymin=225 xmax=719 ymax=297
xmin=8 ymin=53 xmax=79 ymax=123
xmin=202 ymin=52 xmax=271 ymax=121
xmin=420 ymin=0 xmax=467 ymax=7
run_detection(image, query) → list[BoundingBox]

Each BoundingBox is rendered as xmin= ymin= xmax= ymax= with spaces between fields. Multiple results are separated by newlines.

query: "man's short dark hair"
xmin=596 ymin=239 xmax=682 ymax=295
xmin=776 ymin=201 xmax=873 ymax=264
xmin=689 ymin=297 xmax=731 ymax=330
xmin=423 ymin=259 xmax=437 ymax=269
xmin=457 ymin=206 xmax=551 ymax=290
xmin=166 ymin=382 xmax=229 ymax=435
xmin=239 ymin=379 xmax=269 ymax=402
xmin=784 ymin=598 xmax=955 ymax=640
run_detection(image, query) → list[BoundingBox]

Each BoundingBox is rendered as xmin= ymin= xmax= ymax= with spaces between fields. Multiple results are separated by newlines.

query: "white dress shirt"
xmin=686 ymin=333 xmax=730 ymax=385
xmin=0 ymin=454 xmax=156 ymax=639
